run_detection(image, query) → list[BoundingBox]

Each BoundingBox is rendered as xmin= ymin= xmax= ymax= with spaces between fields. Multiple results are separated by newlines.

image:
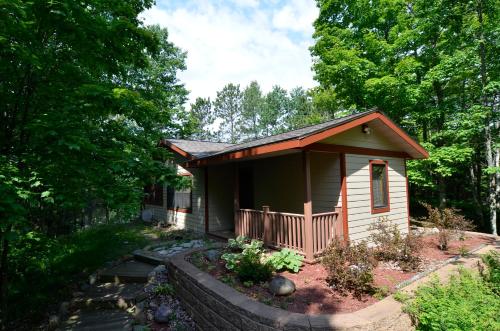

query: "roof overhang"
xmin=165 ymin=111 xmax=428 ymax=167
xmin=159 ymin=139 xmax=194 ymax=160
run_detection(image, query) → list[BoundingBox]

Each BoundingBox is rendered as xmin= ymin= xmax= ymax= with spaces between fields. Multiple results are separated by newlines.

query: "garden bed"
xmin=188 ymin=232 xmax=495 ymax=315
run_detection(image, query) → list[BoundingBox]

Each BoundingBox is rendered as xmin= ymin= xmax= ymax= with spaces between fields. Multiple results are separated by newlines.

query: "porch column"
xmin=234 ymin=165 xmax=240 ymax=236
xmin=340 ymin=153 xmax=349 ymax=241
xmin=303 ymin=151 xmax=314 ymax=261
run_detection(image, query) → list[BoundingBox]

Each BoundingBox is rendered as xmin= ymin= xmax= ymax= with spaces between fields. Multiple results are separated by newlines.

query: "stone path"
xmin=57 ymin=239 xmax=206 ymax=331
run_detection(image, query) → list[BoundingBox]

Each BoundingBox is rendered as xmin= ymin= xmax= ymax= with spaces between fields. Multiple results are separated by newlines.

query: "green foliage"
xmin=221 ymin=239 xmax=273 ymax=283
xmin=226 ymin=235 xmax=249 ymax=251
xmin=311 ymin=0 xmax=500 ymax=234
xmin=214 ymin=83 xmax=243 ymax=143
xmin=321 ymin=239 xmax=377 ymax=298
xmin=479 ymin=251 xmax=500 ymax=295
xmin=267 ymin=249 xmax=304 ymax=273
xmin=404 ymin=270 xmax=500 ymax=330
xmin=0 ymin=1 xmax=189 ymax=326
xmin=7 ymin=224 xmax=148 ymax=324
xmin=241 ymin=81 xmax=265 ymax=140
xmin=188 ymin=97 xmax=216 ymax=141
xmin=369 ymin=217 xmax=422 ymax=271
xmin=154 ymin=283 xmax=175 ymax=296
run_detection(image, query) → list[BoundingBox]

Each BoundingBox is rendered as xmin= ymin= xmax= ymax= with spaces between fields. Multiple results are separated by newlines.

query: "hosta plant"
xmin=267 ymin=248 xmax=303 ymax=273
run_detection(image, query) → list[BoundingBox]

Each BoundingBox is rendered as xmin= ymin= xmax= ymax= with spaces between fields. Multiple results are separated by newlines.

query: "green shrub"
xmin=369 ymin=217 xmax=421 ymax=271
xmin=226 ymin=235 xmax=249 ymax=251
xmin=235 ymin=254 xmax=273 ymax=283
xmin=321 ymin=239 xmax=377 ymax=298
xmin=221 ymin=239 xmax=273 ymax=283
xmin=267 ymin=248 xmax=303 ymax=273
xmin=404 ymin=269 xmax=500 ymax=330
xmin=479 ymin=250 xmax=500 ymax=294
xmin=422 ymin=203 xmax=474 ymax=251
xmin=7 ymin=224 xmax=148 ymax=324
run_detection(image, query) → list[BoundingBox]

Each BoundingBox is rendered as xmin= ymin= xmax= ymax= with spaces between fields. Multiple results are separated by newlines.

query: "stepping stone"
xmin=99 ymin=260 xmax=156 ymax=284
xmin=60 ymin=309 xmax=133 ymax=331
xmin=133 ymin=250 xmax=164 ymax=265
xmin=71 ymin=283 xmax=146 ymax=310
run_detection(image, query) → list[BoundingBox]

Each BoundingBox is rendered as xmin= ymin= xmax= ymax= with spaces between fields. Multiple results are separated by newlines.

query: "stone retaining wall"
xmin=167 ymin=249 xmax=413 ymax=331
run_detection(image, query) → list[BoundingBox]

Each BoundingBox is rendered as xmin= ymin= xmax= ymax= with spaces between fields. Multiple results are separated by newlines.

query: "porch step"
xmin=99 ymin=260 xmax=155 ymax=284
xmin=71 ymin=283 xmax=146 ymax=310
xmin=133 ymin=249 xmax=165 ymax=265
xmin=60 ymin=309 xmax=133 ymax=331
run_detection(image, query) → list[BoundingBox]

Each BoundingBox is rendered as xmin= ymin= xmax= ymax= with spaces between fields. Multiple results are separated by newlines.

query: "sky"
xmin=140 ymin=0 xmax=319 ymax=105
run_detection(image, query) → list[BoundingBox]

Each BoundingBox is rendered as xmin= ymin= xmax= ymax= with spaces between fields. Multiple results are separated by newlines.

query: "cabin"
xmin=143 ymin=110 xmax=428 ymax=261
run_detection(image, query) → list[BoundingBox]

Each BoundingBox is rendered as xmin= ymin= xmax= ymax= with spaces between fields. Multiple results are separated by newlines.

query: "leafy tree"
xmin=214 ymin=83 xmax=243 ymax=143
xmin=261 ymin=85 xmax=289 ymax=135
xmin=0 ymin=0 xmax=188 ymax=326
xmin=241 ymin=81 xmax=264 ymax=140
xmin=188 ymin=97 xmax=216 ymax=141
xmin=287 ymin=87 xmax=326 ymax=129
xmin=312 ymin=0 xmax=499 ymax=234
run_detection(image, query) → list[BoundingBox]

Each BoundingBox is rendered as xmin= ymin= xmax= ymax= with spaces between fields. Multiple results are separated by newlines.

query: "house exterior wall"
xmin=345 ymin=154 xmax=408 ymax=241
xmin=252 ymin=153 xmax=303 ymax=214
xmin=310 ymin=152 xmax=341 ymax=213
xmin=322 ymin=123 xmax=404 ymax=151
xmin=144 ymin=165 xmax=205 ymax=233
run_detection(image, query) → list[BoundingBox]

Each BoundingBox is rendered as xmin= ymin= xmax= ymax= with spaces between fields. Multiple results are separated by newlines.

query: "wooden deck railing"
xmin=236 ymin=209 xmax=264 ymax=240
xmin=267 ymin=211 xmax=305 ymax=252
xmin=235 ymin=206 xmax=342 ymax=258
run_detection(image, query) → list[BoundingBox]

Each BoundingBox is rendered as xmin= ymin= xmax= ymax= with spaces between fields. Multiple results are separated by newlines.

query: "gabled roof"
xmin=161 ymin=139 xmax=233 ymax=159
xmin=163 ymin=110 xmax=429 ymax=166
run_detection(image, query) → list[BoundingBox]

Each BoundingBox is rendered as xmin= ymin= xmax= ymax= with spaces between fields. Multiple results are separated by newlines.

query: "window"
xmin=144 ymin=183 xmax=164 ymax=206
xmin=370 ymin=160 xmax=390 ymax=214
xmin=167 ymin=175 xmax=192 ymax=213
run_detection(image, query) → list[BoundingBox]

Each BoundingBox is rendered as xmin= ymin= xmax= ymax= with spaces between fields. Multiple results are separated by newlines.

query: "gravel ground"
xmin=144 ymin=266 xmax=195 ymax=331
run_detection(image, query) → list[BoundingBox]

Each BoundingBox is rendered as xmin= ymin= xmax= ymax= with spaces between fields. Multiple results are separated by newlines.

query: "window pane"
xmin=167 ymin=180 xmax=192 ymax=210
xmin=372 ymin=164 xmax=387 ymax=208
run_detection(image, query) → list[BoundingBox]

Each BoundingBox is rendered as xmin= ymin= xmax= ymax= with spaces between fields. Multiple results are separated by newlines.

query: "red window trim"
xmin=167 ymin=172 xmax=193 ymax=214
xmin=369 ymin=160 xmax=390 ymax=214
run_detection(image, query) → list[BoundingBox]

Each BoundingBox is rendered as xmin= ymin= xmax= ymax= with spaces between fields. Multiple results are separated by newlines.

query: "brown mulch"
xmin=189 ymin=233 xmax=496 ymax=315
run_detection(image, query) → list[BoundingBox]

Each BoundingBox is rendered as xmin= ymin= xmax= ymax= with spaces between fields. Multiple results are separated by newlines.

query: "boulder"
xmin=141 ymin=209 xmax=153 ymax=222
xmin=153 ymin=264 xmax=167 ymax=273
xmin=269 ymin=276 xmax=296 ymax=296
xmin=205 ymin=249 xmax=221 ymax=262
xmin=154 ymin=304 xmax=173 ymax=323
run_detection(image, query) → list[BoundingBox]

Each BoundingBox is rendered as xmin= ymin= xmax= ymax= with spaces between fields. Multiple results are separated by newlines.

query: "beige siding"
xmin=345 ymin=154 xmax=408 ymax=241
xmin=322 ymin=124 xmax=403 ymax=151
xmin=144 ymin=166 xmax=205 ymax=233
xmin=310 ymin=152 xmax=341 ymax=213
xmin=253 ymin=153 xmax=303 ymax=214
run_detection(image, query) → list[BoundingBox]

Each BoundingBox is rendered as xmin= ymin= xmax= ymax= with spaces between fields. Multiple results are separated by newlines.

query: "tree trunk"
xmin=485 ymin=126 xmax=498 ymax=235
xmin=477 ymin=0 xmax=498 ymax=235
xmin=469 ymin=164 xmax=484 ymax=227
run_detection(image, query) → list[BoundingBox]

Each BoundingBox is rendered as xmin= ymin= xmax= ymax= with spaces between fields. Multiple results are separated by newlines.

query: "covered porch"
xmin=209 ymin=150 xmax=347 ymax=261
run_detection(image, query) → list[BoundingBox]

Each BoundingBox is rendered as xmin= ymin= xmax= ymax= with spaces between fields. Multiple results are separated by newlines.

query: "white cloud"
xmin=140 ymin=1 xmax=318 ymax=105
xmin=272 ymin=0 xmax=317 ymax=34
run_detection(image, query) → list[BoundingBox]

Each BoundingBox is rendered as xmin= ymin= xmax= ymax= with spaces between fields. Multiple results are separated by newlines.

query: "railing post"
xmin=303 ymin=151 xmax=314 ymax=261
xmin=263 ymin=206 xmax=270 ymax=245
xmin=335 ymin=206 xmax=343 ymax=239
